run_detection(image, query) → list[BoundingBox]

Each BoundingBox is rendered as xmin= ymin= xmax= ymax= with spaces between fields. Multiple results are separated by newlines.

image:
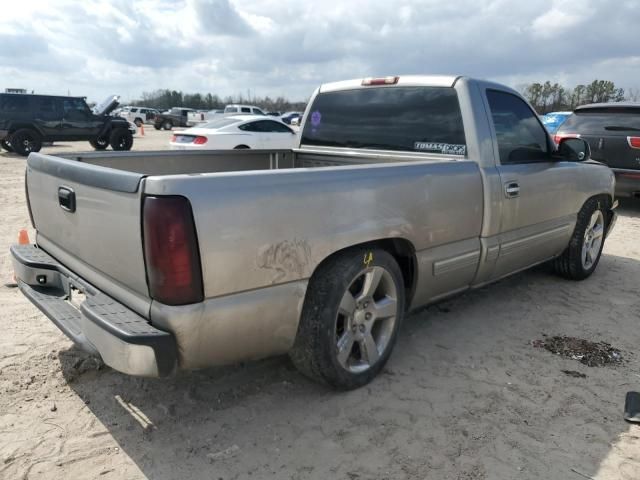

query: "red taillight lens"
xmin=171 ymin=135 xmax=177 ymax=142
xmin=362 ymin=76 xmax=399 ymax=86
xmin=628 ymin=136 xmax=640 ymax=149
xmin=554 ymin=133 xmax=580 ymax=145
xmin=143 ymin=196 xmax=203 ymax=305
xmin=193 ymin=136 xmax=208 ymax=145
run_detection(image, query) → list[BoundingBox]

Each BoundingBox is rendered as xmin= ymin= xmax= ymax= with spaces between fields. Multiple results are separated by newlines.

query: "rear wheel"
xmin=134 ymin=118 xmax=143 ymax=127
xmin=154 ymin=124 xmax=161 ymax=130
xmin=553 ymin=197 xmax=608 ymax=280
xmin=233 ymin=145 xmax=250 ymax=149
xmin=11 ymin=129 xmax=42 ymax=156
xmin=89 ymin=136 xmax=109 ymax=150
xmin=290 ymin=248 xmax=404 ymax=389
xmin=162 ymin=120 xmax=173 ymax=130
xmin=1 ymin=139 xmax=13 ymax=152
xmin=109 ymin=128 xmax=134 ymax=151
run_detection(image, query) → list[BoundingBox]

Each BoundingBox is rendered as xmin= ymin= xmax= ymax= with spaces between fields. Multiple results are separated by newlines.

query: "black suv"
xmin=0 ymin=94 xmax=134 ymax=156
xmin=556 ymin=103 xmax=640 ymax=198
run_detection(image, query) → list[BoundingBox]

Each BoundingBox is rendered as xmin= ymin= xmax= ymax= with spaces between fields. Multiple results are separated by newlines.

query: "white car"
xmin=169 ymin=115 xmax=297 ymax=150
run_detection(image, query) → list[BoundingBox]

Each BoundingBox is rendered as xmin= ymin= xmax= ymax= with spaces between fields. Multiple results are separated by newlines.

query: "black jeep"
xmin=0 ymin=93 xmax=134 ymax=156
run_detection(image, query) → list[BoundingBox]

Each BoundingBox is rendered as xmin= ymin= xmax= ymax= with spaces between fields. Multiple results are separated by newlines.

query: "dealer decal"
xmin=414 ymin=142 xmax=466 ymax=155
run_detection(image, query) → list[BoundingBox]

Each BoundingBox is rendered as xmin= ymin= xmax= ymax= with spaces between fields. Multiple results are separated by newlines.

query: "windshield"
xmin=301 ymin=86 xmax=466 ymax=153
xmin=200 ymin=118 xmax=242 ymax=129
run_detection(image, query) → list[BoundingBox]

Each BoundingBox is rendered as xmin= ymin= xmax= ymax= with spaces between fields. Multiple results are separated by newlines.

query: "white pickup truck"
xmin=12 ymin=75 xmax=617 ymax=389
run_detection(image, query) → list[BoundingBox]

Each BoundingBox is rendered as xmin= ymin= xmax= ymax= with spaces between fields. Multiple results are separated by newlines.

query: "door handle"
xmin=58 ymin=186 xmax=76 ymax=212
xmin=504 ymin=182 xmax=520 ymax=198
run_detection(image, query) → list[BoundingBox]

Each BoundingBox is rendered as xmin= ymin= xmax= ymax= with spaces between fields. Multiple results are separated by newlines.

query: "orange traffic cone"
xmin=7 ymin=229 xmax=29 ymax=287
xmin=140 ymin=123 xmax=145 ymax=136
xmin=18 ymin=229 xmax=30 ymax=245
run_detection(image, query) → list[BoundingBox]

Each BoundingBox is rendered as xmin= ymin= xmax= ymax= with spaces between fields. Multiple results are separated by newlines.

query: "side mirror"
xmin=557 ymin=137 xmax=591 ymax=162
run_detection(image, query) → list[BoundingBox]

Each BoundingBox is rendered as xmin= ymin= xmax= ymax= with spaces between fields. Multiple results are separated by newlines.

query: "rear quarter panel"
xmin=143 ymin=160 xmax=484 ymax=302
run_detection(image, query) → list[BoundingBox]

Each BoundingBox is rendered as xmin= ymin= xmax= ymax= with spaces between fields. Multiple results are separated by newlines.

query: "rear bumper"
xmin=11 ymin=244 xmax=177 ymax=377
xmin=612 ymin=169 xmax=640 ymax=198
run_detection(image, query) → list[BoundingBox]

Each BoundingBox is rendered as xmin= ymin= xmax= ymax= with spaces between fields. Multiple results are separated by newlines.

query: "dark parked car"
xmin=0 ymin=93 xmax=133 ymax=156
xmin=153 ymin=107 xmax=196 ymax=130
xmin=281 ymin=111 xmax=302 ymax=125
xmin=556 ymin=103 xmax=640 ymax=198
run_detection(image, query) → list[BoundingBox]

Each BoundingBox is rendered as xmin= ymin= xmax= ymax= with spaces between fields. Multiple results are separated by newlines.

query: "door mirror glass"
xmin=557 ymin=137 xmax=591 ymax=162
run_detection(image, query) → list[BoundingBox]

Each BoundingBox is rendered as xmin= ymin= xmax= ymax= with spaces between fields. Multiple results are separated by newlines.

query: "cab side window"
xmin=486 ymin=90 xmax=549 ymax=164
xmin=63 ymin=98 xmax=90 ymax=120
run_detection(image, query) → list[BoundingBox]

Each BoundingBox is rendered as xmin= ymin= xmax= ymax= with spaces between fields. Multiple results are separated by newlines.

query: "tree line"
xmin=521 ymin=80 xmax=639 ymax=114
xmin=131 ymin=89 xmax=307 ymax=113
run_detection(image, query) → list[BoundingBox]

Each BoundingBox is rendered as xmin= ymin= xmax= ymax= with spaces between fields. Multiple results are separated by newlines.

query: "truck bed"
xmin=60 ymin=148 xmax=444 ymax=175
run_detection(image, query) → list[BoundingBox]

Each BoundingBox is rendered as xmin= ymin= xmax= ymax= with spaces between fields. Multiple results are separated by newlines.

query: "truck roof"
xmin=319 ymin=75 xmax=462 ymax=93
xmin=0 ymin=92 xmax=87 ymax=100
xmin=575 ymin=102 xmax=640 ymax=111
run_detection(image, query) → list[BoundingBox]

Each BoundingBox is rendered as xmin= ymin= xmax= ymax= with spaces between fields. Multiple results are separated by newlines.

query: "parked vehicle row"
xmin=0 ymin=93 xmax=134 ymax=156
xmin=11 ymin=75 xmax=617 ymax=390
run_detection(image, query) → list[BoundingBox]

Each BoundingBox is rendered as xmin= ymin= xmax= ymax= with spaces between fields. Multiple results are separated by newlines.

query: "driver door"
xmin=485 ymin=89 xmax=581 ymax=279
xmin=62 ymin=98 xmax=98 ymax=138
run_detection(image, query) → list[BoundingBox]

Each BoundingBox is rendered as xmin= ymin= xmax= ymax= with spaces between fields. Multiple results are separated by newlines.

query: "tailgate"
xmin=26 ymin=153 xmax=151 ymax=316
xmin=582 ymin=133 xmax=640 ymax=170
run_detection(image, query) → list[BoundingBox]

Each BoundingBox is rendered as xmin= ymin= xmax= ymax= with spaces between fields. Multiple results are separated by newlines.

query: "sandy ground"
xmin=1 ymin=132 xmax=640 ymax=480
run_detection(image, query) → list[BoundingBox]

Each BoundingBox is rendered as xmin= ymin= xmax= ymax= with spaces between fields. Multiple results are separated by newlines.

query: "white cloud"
xmin=0 ymin=0 xmax=637 ymax=103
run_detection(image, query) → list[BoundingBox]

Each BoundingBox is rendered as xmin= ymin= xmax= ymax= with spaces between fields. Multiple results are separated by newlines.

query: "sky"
xmin=1 ymin=0 xmax=639 ymax=104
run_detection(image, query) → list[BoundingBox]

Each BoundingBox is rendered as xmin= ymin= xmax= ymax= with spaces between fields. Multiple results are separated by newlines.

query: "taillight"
xmin=171 ymin=135 xmax=177 ymax=142
xmin=142 ymin=196 xmax=203 ymax=305
xmin=554 ymin=133 xmax=580 ymax=145
xmin=362 ymin=76 xmax=399 ymax=86
xmin=628 ymin=136 xmax=640 ymax=149
xmin=193 ymin=136 xmax=208 ymax=145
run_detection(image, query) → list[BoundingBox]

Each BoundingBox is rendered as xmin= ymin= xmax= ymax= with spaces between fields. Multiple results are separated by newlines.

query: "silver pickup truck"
xmin=12 ymin=75 xmax=617 ymax=389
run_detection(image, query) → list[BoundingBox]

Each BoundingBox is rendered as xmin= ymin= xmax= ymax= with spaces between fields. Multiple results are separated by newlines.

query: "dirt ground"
xmin=1 ymin=134 xmax=640 ymax=480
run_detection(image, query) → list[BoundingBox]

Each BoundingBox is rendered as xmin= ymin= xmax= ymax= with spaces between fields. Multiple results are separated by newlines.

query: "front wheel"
xmin=109 ymin=128 xmax=134 ymax=151
xmin=290 ymin=248 xmax=405 ymax=389
xmin=553 ymin=197 xmax=608 ymax=280
xmin=162 ymin=120 xmax=173 ymax=130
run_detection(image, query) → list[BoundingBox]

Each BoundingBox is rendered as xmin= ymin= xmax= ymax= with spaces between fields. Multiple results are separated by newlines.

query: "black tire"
xmin=553 ymin=197 xmax=609 ymax=280
xmin=11 ymin=129 xmax=42 ymax=156
xmin=134 ymin=118 xmax=143 ymax=127
xmin=162 ymin=120 xmax=173 ymax=130
xmin=1 ymin=139 xmax=13 ymax=152
xmin=290 ymin=248 xmax=405 ymax=389
xmin=154 ymin=124 xmax=161 ymax=130
xmin=89 ymin=136 xmax=109 ymax=150
xmin=233 ymin=145 xmax=250 ymax=149
xmin=109 ymin=128 xmax=134 ymax=151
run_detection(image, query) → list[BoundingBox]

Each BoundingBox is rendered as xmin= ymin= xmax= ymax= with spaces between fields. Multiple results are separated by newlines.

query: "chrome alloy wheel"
xmin=335 ymin=266 xmax=399 ymax=373
xmin=581 ymin=210 xmax=604 ymax=270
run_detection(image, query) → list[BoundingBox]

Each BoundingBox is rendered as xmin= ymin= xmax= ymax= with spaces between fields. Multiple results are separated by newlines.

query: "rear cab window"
xmin=300 ymin=86 xmax=466 ymax=155
xmin=559 ymin=108 xmax=640 ymax=135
